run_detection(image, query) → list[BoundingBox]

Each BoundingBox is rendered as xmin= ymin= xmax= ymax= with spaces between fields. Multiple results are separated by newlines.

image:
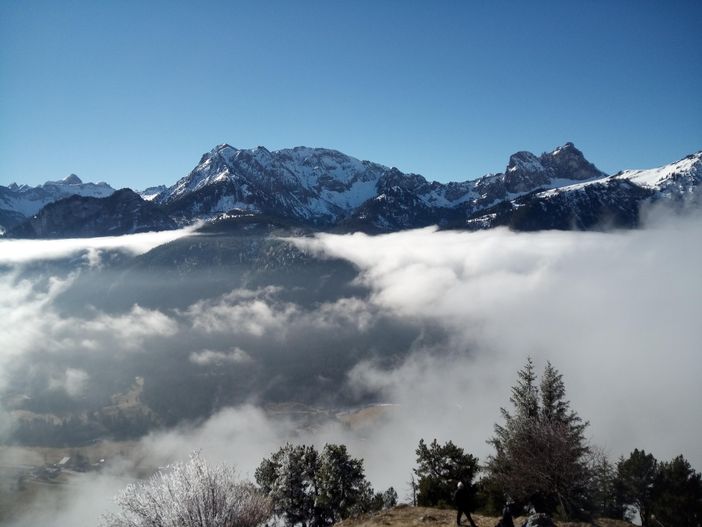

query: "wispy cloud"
xmin=0 ymin=225 xmax=199 ymax=265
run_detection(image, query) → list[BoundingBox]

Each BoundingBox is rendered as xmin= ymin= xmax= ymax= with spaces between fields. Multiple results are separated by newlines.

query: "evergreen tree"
xmin=255 ymin=444 xmax=315 ymax=527
xmin=513 ymin=356 xmax=539 ymax=419
xmin=382 ymin=487 xmax=398 ymax=508
xmin=317 ymin=444 xmax=369 ymax=522
xmin=486 ymin=358 xmax=591 ymax=518
xmin=650 ymin=455 xmax=702 ymax=527
xmin=616 ymin=449 xmax=658 ymax=527
xmin=587 ymin=449 xmax=621 ymax=517
xmin=414 ymin=438 xmax=479 ymax=507
xmin=255 ymin=443 xmax=372 ymax=526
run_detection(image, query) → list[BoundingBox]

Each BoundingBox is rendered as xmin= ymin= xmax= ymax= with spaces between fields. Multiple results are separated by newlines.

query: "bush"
xmin=102 ymin=452 xmax=271 ymax=527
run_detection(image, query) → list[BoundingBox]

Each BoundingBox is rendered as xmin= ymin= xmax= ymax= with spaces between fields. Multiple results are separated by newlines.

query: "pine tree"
xmin=316 ymin=443 xmax=369 ymax=522
xmin=512 ymin=356 xmax=539 ymax=419
xmin=382 ymin=487 xmax=398 ymax=508
xmin=615 ymin=449 xmax=658 ymax=526
xmin=256 ymin=443 xmax=372 ymax=527
xmin=255 ymin=444 xmax=315 ymax=527
xmin=413 ymin=438 xmax=479 ymax=507
xmin=588 ymin=449 xmax=621 ymax=517
xmin=540 ymin=361 xmax=568 ymax=422
xmin=486 ymin=358 xmax=591 ymax=518
xmin=650 ymin=455 xmax=702 ymax=527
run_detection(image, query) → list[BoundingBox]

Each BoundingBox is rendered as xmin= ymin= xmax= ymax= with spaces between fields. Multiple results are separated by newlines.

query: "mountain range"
xmin=1 ymin=143 xmax=700 ymax=237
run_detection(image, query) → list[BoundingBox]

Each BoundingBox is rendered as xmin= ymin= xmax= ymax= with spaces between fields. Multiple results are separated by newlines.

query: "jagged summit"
xmin=62 ymin=173 xmax=83 ymax=184
xmin=2 ymin=143 xmax=699 ymax=236
xmin=550 ymin=141 xmax=576 ymax=154
xmin=507 ymin=151 xmax=544 ymax=174
xmin=467 ymin=150 xmax=702 ymax=231
xmin=153 ymin=142 xmax=612 ymax=231
xmin=0 ymin=174 xmax=117 ymax=231
xmin=44 ymin=173 xmax=85 ymax=185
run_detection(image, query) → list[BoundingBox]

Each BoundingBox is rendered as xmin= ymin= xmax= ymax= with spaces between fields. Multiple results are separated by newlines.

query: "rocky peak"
xmin=214 ymin=143 xmax=234 ymax=153
xmin=506 ymin=151 xmax=544 ymax=174
xmin=549 ymin=141 xmax=577 ymax=156
xmin=541 ymin=142 xmax=605 ymax=181
xmin=503 ymin=151 xmax=550 ymax=193
xmin=63 ymin=173 xmax=83 ymax=184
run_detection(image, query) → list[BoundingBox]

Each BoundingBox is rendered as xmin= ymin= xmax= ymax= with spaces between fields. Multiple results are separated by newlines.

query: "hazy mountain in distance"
xmin=6 ymin=188 xmax=177 ymax=238
xmin=0 ymin=174 xmax=115 ymax=232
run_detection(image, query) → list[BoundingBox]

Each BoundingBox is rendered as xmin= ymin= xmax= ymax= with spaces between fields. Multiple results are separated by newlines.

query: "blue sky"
xmin=1 ymin=0 xmax=701 ymax=188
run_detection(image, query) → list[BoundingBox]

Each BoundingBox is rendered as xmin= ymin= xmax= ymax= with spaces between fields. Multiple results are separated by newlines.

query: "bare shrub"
xmin=102 ymin=452 xmax=271 ymax=527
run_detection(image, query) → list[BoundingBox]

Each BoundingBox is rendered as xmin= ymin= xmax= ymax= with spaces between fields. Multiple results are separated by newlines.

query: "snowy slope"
xmin=467 ymin=151 xmax=702 ymax=231
xmin=535 ymin=151 xmax=702 ymax=200
xmin=138 ymin=185 xmax=167 ymax=201
xmin=614 ymin=152 xmax=702 ymax=196
xmin=158 ymin=145 xmax=390 ymax=222
xmin=159 ymin=142 xmax=607 ymax=229
xmin=5 ymin=144 xmax=698 ymax=237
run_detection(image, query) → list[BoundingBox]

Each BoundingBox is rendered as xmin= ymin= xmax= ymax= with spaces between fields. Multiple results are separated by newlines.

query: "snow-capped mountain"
xmin=138 ymin=185 xmax=167 ymax=201
xmin=0 ymin=174 xmax=115 ymax=232
xmin=158 ymin=145 xmax=390 ymax=224
xmin=467 ymin=151 xmax=702 ymax=231
xmin=3 ymin=144 xmax=700 ymax=238
xmin=158 ymin=142 xmax=607 ymax=231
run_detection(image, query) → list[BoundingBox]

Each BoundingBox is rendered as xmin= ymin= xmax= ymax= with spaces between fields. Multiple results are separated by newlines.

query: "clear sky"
xmin=1 ymin=0 xmax=701 ymax=189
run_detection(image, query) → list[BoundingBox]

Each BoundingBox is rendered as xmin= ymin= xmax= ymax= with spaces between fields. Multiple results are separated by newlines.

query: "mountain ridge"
xmin=5 ymin=188 xmax=177 ymax=238
xmin=2 ymin=144 xmax=700 ymax=237
xmin=154 ymin=141 xmax=611 ymax=231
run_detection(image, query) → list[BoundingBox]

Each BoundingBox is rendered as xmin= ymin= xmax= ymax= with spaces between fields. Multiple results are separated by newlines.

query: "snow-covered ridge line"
xmin=2 ymin=144 xmax=700 ymax=235
xmin=0 ymin=174 xmax=116 ymax=218
xmin=536 ymin=151 xmax=702 ymax=199
xmin=155 ymin=141 xmax=610 ymax=230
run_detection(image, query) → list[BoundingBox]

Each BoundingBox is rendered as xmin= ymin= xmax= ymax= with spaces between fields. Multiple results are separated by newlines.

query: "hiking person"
xmin=496 ymin=501 xmax=515 ymax=527
xmin=453 ymin=481 xmax=477 ymax=527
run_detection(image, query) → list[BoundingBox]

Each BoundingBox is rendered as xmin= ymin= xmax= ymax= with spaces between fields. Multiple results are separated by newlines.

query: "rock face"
xmin=3 ymin=144 xmax=700 ymax=237
xmin=158 ymin=145 xmax=391 ymax=225
xmin=157 ymin=142 xmax=611 ymax=232
xmin=0 ymin=174 xmax=115 ymax=231
xmin=138 ymin=185 xmax=167 ymax=201
xmin=6 ymin=189 xmax=177 ymax=238
xmin=467 ymin=151 xmax=702 ymax=231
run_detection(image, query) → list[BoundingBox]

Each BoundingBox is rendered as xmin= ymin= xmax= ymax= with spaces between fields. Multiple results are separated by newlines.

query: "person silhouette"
xmin=453 ymin=482 xmax=477 ymax=527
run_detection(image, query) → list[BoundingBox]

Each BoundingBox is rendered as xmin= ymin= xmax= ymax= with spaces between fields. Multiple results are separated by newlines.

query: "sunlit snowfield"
xmin=1 ymin=211 xmax=701 ymax=526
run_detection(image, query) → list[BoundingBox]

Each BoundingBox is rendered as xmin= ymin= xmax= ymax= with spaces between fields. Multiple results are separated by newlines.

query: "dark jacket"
xmin=453 ymin=486 xmax=470 ymax=508
xmin=500 ymin=505 xmax=515 ymax=527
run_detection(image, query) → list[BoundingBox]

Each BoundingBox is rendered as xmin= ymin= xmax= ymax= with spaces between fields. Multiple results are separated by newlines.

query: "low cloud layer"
xmin=2 ymin=213 xmax=702 ymax=526
xmin=297 ymin=217 xmax=702 ymax=467
xmin=0 ymin=225 xmax=199 ymax=265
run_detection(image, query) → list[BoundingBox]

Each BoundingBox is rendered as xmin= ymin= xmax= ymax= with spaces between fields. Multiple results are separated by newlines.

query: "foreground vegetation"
xmin=100 ymin=359 xmax=701 ymax=527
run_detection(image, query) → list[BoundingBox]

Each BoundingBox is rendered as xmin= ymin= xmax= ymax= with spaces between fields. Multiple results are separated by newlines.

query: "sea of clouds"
xmin=1 ymin=211 xmax=701 ymax=526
